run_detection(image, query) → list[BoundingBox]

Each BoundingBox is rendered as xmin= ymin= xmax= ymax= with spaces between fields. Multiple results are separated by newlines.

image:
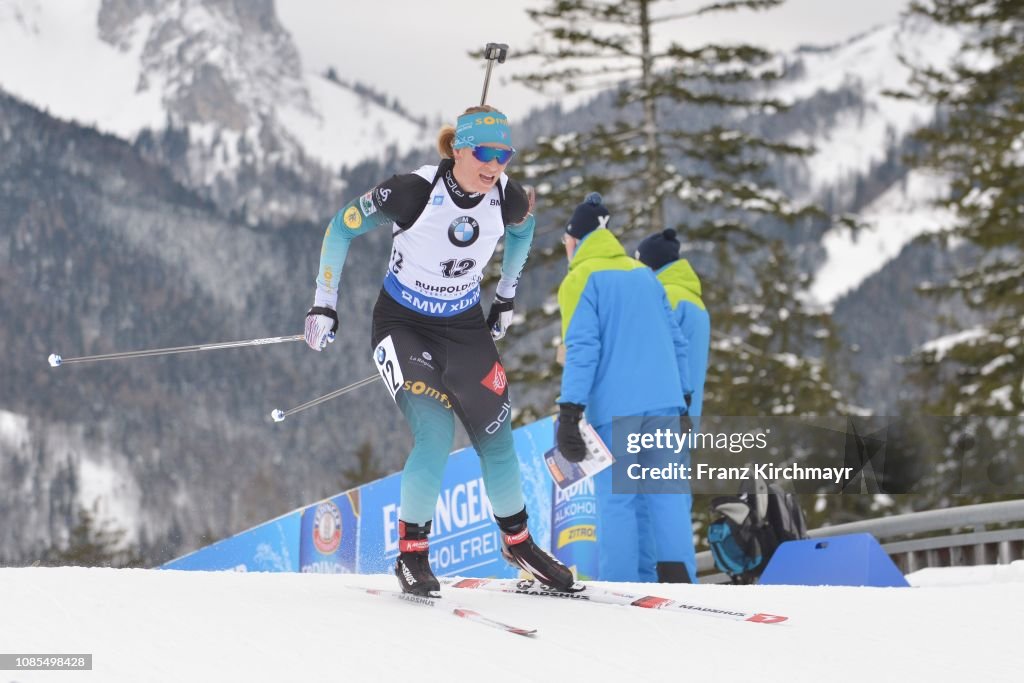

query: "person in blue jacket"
xmin=635 ymin=228 xmax=711 ymax=583
xmin=635 ymin=229 xmax=710 ymax=424
xmin=556 ymin=192 xmax=695 ymax=583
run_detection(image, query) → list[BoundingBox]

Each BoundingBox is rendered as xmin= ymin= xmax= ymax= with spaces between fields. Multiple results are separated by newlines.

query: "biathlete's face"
xmin=453 ymin=144 xmax=515 ymax=194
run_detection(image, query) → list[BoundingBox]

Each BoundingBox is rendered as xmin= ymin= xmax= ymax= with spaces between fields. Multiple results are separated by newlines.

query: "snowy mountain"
xmin=498 ymin=14 xmax=972 ymax=418
xmin=2 ymin=565 xmax=1022 ymax=681
xmin=0 ymin=0 xmax=428 ymax=224
xmin=0 ymin=6 xmax=985 ymax=566
xmin=810 ymin=169 xmax=955 ymax=305
xmin=776 ymin=18 xmax=961 ymax=205
xmin=756 ymin=17 xmax=975 ymax=410
xmin=0 ymin=88 xmax=408 ymax=564
xmin=769 ymin=18 xmax=962 ymax=307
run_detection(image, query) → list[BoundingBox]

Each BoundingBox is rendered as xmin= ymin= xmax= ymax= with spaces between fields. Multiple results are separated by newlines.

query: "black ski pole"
xmin=270 ymin=374 xmax=378 ymax=422
xmin=47 ymin=334 xmax=308 ymax=367
xmin=480 ymin=42 xmax=509 ymax=106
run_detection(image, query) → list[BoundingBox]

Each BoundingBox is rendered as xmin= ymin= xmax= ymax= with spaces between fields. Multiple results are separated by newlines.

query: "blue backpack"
xmin=707 ymin=478 xmax=808 ymax=584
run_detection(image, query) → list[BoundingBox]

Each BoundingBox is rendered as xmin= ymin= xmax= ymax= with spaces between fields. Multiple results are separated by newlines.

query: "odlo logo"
xmin=486 ymin=401 xmax=512 ymax=435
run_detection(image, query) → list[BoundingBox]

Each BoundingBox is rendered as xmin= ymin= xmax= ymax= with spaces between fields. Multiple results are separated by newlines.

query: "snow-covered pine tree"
xmin=687 ymin=239 xmax=867 ymax=541
xmin=898 ymin=0 xmax=1024 ymax=416
xmin=706 ymin=240 xmax=853 ymax=416
xmin=499 ymin=0 xmax=861 ymax=424
xmin=513 ymin=0 xmax=817 ymax=240
xmin=40 ymin=502 xmax=143 ymax=568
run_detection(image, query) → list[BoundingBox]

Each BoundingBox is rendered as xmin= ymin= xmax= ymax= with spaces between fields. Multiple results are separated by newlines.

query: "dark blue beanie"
xmin=566 ymin=192 xmax=610 ymax=239
xmin=636 ymin=228 xmax=680 ymax=270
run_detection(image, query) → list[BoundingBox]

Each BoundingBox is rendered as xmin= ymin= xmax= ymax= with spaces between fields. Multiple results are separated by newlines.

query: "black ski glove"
xmin=680 ymin=412 xmax=694 ymax=436
xmin=486 ymin=295 xmax=515 ymax=340
xmin=680 ymin=393 xmax=694 ymax=434
xmin=556 ymin=403 xmax=587 ymax=463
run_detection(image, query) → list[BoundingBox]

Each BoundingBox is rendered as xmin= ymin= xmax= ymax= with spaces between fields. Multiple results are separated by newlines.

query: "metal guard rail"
xmin=696 ymin=499 xmax=1024 ymax=577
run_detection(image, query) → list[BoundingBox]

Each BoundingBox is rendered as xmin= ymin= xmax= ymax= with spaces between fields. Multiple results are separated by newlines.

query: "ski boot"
xmin=395 ymin=520 xmax=441 ymax=597
xmin=496 ymin=508 xmax=579 ymax=592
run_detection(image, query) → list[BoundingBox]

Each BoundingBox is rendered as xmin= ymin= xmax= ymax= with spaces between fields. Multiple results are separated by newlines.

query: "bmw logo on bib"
xmin=448 ymin=216 xmax=480 ymax=247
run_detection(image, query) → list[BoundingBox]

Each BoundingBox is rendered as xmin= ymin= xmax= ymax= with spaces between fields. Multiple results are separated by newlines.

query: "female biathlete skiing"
xmin=303 ymin=106 xmax=575 ymax=596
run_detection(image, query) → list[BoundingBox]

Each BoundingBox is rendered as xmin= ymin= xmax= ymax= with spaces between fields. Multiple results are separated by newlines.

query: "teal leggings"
xmin=372 ymin=290 xmax=525 ymax=525
xmin=397 ymin=391 xmax=524 ymax=524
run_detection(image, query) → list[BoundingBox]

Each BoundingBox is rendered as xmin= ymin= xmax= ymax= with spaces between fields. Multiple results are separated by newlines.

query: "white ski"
xmin=443 ymin=578 xmax=788 ymax=624
xmin=353 ymin=586 xmax=537 ymax=637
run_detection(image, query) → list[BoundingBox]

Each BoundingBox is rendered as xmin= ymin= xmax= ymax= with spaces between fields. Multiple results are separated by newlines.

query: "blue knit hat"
xmin=635 ymin=228 xmax=680 ymax=270
xmin=566 ymin=192 xmax=610 ymax=239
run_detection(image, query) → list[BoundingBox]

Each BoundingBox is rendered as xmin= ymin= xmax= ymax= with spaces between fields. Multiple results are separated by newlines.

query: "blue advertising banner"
xmin=358 ymin=448 xmax=514 ymax=578
xmin=551 ymin=476 xmax=600 ymax=581
xmin=357 ymin=418 xmax=556 ymax=578
xmin=428 ymin=452 xmax=510 ymax=578
xmin=164 ymin=416 xmax=566 ymax=577
xmin=299 ymin=491 xmax=360 ymax=574
xmin=163 ymin=511 xmax=300 ymax=572
xmin=511 ymin=417 xmax=555 ymax=551
xmin=356 ymin=471 xmax=401 ymax=574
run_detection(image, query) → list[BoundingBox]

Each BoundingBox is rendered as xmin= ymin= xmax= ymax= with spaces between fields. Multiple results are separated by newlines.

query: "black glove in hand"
xmin=486 ymin=295 xmax=515 ymax=341
xmin=679 ymin=413 xmax=694 ymax=436
xmin=556 ymin=402 xmax=587 ymax=463
xmin=680 ymin=393 xmax=694 ymax=434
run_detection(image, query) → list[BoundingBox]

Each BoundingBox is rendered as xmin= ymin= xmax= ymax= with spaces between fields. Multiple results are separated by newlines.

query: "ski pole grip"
xmin=484 ymin=43 xmax=509 ymax=64
xmin=479 ymin=43 xmax=509 ymax=105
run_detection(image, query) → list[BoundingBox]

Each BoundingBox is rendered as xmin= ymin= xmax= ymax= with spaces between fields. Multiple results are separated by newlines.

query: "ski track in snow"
xmin=1 ymin=566 xmax=1021 ymax=682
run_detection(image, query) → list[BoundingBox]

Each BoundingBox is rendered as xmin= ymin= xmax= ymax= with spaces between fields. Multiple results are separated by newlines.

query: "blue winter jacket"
xmin=656 ymin=259 xmax=710 ymax=418
xmin=558 ymin=230 xmax=692 ymax=427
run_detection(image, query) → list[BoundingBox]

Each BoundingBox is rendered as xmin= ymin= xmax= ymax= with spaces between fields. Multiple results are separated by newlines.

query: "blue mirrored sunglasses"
xmin=471 ymin=145 xmax=516 ymax=164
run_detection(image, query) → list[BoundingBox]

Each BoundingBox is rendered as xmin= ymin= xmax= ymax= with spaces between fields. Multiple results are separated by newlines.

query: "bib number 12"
xmin=373 ymin=335 xmax=405 ymax=402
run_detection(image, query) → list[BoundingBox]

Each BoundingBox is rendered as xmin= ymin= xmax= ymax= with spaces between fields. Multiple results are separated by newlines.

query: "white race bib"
xmin=372 ymin=335 xmax=404 ymax=402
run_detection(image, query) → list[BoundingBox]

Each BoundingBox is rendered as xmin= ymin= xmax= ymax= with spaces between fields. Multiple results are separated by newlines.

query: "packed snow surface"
xmin=2 ymin=565 xmax=1021 ymax=681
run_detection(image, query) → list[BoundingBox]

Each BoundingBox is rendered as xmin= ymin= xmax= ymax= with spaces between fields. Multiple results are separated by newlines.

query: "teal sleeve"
xmin=316 ymin=196 xmax=391 ymax=295
xmin=496 ymin=213 xmax=535 ymax=299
